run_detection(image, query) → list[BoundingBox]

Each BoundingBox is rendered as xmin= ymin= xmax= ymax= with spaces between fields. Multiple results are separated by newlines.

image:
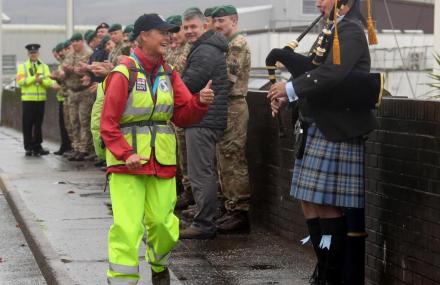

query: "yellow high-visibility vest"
xmin=105 ymin=58 xmax=176 ymax=167
xmin=16 ymin=59 xmax=54 ymax=101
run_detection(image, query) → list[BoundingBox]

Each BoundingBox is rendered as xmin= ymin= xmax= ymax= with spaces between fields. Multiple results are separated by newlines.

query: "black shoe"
xmin=35 ymin=148 xmax=49 ymax=155
xmin=54 ymin=148 xmax=69 ymax=155
xmin=151 ymin=268 xmax=170 ymax=285
xmin=25 ymin=150 xmax=32 ymax=156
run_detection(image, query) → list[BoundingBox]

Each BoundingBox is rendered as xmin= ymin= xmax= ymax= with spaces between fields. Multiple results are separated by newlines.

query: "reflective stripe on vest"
xmin=105 ymin=58 xmax=176 ymax=167
xmin=20 ymin=61 xmax=49 ymax=101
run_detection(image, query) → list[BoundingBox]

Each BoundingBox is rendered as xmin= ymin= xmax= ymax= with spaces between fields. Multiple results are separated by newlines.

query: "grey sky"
xmin=4 ymin=0 xmax=269 ymax=25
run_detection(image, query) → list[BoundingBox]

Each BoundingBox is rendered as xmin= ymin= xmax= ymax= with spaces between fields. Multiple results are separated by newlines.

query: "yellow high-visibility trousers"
xmin=107 ymin=173 xmax=179 ymax=284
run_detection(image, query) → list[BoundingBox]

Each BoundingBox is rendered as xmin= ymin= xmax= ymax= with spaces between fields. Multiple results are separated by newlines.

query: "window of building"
xmin=303 ymin=0 xmax=318 ymax=14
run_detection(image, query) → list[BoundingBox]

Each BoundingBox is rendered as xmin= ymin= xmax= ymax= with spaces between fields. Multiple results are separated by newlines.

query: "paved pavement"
xmin=0 ymin=126 xmax=314 ymax=285
xmin=0 ymin=190 xmax=46 ymax=285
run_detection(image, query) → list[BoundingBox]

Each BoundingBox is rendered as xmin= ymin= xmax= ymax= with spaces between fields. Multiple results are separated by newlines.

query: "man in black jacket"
xmin=269 ymin=0 xmax=376 ymax=284
xmin=179 ymin=7 xmax=229 ymax=239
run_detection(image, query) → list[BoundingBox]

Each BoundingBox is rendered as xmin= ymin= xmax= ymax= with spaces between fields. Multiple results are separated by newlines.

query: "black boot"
xmin=343 ymin=208 xmax=367 ymax=285
xmin=306 ymin=218 xmax=326 ymax=284
xmin=151 ymin=268 xmax=170 ymax=285
xmin=344 ymin=235 xmax=366 ymax=285
xmin=319 ymin=217 xmax=346 ymax=285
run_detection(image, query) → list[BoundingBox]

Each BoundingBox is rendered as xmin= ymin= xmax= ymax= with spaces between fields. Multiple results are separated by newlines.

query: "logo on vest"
xmin=159 ymin=80 xmax=169 ymax=92
xmin=136 ymin=78 xmax=147 ymax=91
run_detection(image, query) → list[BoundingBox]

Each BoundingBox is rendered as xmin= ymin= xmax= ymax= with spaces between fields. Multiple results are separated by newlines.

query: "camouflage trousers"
xmin=67 ymin=90 xmax=95 ymax=153
xmin=175 ymin=127 xmax=191 ymax=192
xmin=217 ymin=98 xmax=250 ymax=211
xmin=63 ymin=95 xmax=75 ymax=149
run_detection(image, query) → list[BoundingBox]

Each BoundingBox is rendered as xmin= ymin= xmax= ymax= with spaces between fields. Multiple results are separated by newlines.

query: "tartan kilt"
xmin=290 ymin=124 xmax=365 ymax=208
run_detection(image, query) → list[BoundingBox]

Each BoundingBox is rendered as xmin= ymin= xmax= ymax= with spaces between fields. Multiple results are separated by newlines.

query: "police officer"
xmin=16 ymin=44 xmax=54 ymax=156
xmin=212 ymin=5 xmax=252 ymax=233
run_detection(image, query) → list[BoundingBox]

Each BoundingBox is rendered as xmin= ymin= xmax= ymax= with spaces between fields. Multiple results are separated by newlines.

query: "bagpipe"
xmin=265 ymin=4 xmax=385 ymax=119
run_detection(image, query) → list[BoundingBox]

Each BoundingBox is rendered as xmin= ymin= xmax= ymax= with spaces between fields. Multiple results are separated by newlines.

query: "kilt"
xmin=290 ymin=124 xmax=365 ymax=208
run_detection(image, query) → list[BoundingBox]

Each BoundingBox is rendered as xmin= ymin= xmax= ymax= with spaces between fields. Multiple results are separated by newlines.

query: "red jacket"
xmin=101 ymin=47 xmax=208 ymax=178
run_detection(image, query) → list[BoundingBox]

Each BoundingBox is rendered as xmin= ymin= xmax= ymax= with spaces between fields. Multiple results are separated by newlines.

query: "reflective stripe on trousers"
xmin=147 ymin=243 xmax=171 ymax=267
xmin=109 ymin=263 xmax=139 ymax=275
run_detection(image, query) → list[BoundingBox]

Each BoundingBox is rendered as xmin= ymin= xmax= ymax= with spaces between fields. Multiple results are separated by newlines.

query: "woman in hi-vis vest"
xmin=101 ymin=14 xmax=214 ymax=285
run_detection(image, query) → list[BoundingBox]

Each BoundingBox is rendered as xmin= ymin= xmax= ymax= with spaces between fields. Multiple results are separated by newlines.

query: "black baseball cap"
xmin=133 ymin=13 xmax=180 ymax=38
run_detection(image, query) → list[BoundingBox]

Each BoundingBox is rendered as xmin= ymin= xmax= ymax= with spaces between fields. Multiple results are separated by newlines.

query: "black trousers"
xmin=22 ymin=101 xmax=45 ymax=151
xmin=58 ymin=101 xmax=71 ymax=151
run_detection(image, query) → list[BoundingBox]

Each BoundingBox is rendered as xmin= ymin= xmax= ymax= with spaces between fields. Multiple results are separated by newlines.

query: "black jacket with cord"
xmin=182 ymin=29 xmax=229 ymax=130
xmin=293 ymin=10 xmax=378 ymax=142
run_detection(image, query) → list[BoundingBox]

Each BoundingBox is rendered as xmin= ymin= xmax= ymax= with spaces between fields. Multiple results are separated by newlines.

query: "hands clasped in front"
xmin=267 ymin=82 xmax=288 ymax=117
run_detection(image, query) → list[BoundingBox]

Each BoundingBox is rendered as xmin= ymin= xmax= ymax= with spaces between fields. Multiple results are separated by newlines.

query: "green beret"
xmin=123 ymin=24 xmax=134 ymax=34
xmin=70 ymin=32 xmax=83 ymax=41
xmin=204 ymin=7 xmax=217 ymax=17
xmin=55 ymin=42 xmax=65 ymax=52
xmin=63 ymin=40 xmax=71 ymax=48
xmin=212 ymin=5 xmax=238 ymax=17
xmin=84 ymin=29 xmax=96 ymax=43
xmin=108 ymin=23 xmax=122 ymax=33
xmin=101 ymin=35 xmax=111 ymax=45
xmin=166 ymin=15 xmax=182 ymax=26
xmin=128 ymin=32 xmax=136 ymax=42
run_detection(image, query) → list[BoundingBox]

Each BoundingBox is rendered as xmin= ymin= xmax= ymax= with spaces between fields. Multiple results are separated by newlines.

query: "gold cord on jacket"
xmin=367 ymin=0 xmax=378 ymax=45
xmin=332 ymin=0 xmax=341 ymax=65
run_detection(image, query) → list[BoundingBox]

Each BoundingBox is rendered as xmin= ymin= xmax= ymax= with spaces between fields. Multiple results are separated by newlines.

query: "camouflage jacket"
xmin=63 ymin=47 xmax=92 ymax=90
xmin=108 ymin=41 xmax=131 ymax=66
xmin=165 ymin=43 xmax=191 ymax=74
xmin=56 ymin=59 xmax=69 ymax=98
xmin=227 ymin=32 xmax=251 ymax=97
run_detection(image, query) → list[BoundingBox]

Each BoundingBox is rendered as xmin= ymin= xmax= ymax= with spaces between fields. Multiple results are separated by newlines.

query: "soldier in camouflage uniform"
xmin=165 ymin=15 xmax=194 ymax=209
xmin=122 ymin=24 xmax=134 ymax=43
xmin=213 ymin=5 xmax=252 ymax=233
xmin=51 ymin=42 xmax=72 ymax=155
xmin=60 ymin=40 xmax=76 ymax=158
xmin=62 ymin=33 xmax=93 ymax=161
xmin=108 ymin=23 xmax=132 ymax=67
xmin=204 ymin=7 xmax=217 ymax=30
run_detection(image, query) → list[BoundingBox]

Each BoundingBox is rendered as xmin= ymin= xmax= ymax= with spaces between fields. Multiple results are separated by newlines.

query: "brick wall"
xmin=364 ymin=99 xmax=440 ymax=285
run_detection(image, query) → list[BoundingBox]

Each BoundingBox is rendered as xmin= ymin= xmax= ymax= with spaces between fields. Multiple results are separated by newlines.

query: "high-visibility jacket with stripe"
xmin=16 ymin=59 xmax=54 ymax=101
xmin=105 ymin=59 xmax=176 ymax=167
